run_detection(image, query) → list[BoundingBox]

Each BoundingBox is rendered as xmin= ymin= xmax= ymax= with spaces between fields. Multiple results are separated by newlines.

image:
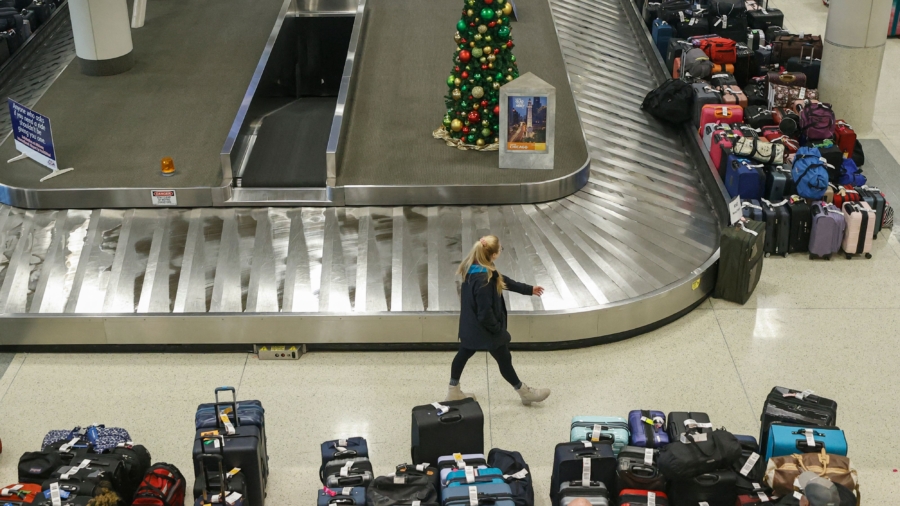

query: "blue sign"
xmin=8 ymin=98 xmax=57 ymax=170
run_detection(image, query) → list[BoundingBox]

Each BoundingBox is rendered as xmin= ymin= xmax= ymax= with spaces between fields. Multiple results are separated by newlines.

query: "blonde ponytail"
xmin=457 ymin=235 xmax=506 ymax=293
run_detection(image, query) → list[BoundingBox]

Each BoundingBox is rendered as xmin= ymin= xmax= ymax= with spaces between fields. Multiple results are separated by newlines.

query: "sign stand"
xmin=7 ymin=99 xmax=74 ymax=182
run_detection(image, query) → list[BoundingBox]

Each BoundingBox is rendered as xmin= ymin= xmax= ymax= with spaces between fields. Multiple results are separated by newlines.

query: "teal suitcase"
xmin=570 ymin=417 xmax=630 ymax=457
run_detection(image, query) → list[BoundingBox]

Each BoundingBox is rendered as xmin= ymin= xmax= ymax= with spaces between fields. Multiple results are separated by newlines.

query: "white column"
xmin=818 ymin=0 xmax=893 ymax=135
xmin=69 ymin=0 xmax=134 ymax=76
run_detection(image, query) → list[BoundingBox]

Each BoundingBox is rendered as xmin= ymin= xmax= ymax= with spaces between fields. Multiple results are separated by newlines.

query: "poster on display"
xmin=7 ymin=99 xmax=73 ymax=181
xmin=499 ymin=73 xmax=556 ymax=170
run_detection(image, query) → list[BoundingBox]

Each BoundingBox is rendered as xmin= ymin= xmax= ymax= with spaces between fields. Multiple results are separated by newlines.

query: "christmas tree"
xmin=435 ymin=0 xmax=519 ymax=150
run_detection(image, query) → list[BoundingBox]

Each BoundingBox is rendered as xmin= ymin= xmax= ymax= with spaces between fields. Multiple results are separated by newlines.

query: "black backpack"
xmin=487 ymin=448 xmax=534 ymax=506
xmin=641 ymin=79 xmax=694 ymax=126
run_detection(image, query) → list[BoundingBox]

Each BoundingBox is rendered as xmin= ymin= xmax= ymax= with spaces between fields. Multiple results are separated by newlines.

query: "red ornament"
xmin=506 ymin=41 xmax=513 ymax=48
xmin=469 ymin=22 xmax=475 ymax=27
xmin=467 ymin=111 xmax=481 ymax=123
xmin=494 ymin=48 xmax=500 ymax=54
xmin=481 ymin=64 xmax=488 ymax=70
xmin=493 ymin=105 xmax=500 ymax=115
xmin=460 ymin=38 xmax=466 ymax=44
xmin=469 ymin=95 xmax=474 ymax=100
xmin=481 ymin=100 xmax=488 ymax=107
xmin=454 ymin=66 xmax=460 ymax=72
xmin=459 ymin=50 xmax=471 ymax=63
xmin=489 ymin=21 xmax=496 ymax=27
xmin=485 ymin=0 xmax=493 ymax=3
xmin=462 ymin=127 xmax=470 ymax=134
xmin=461 ymin=71 xmax=469 ymax=79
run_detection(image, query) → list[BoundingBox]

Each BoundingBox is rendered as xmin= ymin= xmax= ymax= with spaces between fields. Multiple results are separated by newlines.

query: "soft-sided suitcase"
xmin=193 ymin=452 xmax=248 ymax=506
xmin=628 ymin=411 xmax=668 ymax=448
xmin=855 ymin=185 xmax=885 ymax=238
xmin=746 ymin=0 xmax=784 ymax=30
xmin=725 ymin=156 xmax=765 ymax=200
xmin=641 ymin=0 xmax=659 ymax=28
xmin=550 ymin=442 xmax=617 ymax=504
xmin=743 ymin=82 xmax=767 ymax=107
xmin=438 ymin=454 xmax=487 ymax=484
xmin=761 ymin=198 xmax=790 ymax=257
xmin=675 ymin=13 xmax=710 ymax=39
xmin=616 ymin=446 xmax=666 ymax=492
xmin=321 ymin=437 xmax=369 ymax=468
xmin=698 ymin=105 xmax=743 ymax=134
xmin=319 ymin=486 xmax=367 ymax=506
xmin=731 ymin=435 xmax=763 ymax=483
xmin=745 ymin=106 xmax=775 ymax=128
xmin=834 ymin=120 xmax=857 ymax=159
xmin=666 ymin=412 xmax=712 ymax=441
xmin=710 ymin=73 xmax=738 ymax=87
xmin=444 ymin=483 xmax=515 ymax=506
xmin=787 ymin=198 xmax=810 ymax=253
xmin=785 ymin=47 xmax=821 ymax=89
xmin=718 ymin=84 xmax=748 ymax=108
xmin=692 ymin=84 xmax=722 ymax=126
xmin=412 ymin=399 xmax=484 ymax=466
xmin=618 ymin=489 xmax=669 ymax=506
xmin=764 ymin=425 xmax=848 ymax=463
xmin=195 ymin=387 xmax=266 ymax=449
xmin=444 ymin=467 xmax=505 ymax=490
xmin=657 ymin=0 xmax=691 ymax=25
xmin=713 ymin=220 xmax=765 ymax=305
xmin=832 ymin=185 xmax=861 ymax=208
xmin=758 ymin=387 xmax=837 ymax=458
xmin=192 ymin=430 xmax=266 ymax=506
xmin=666 ymin=38 xmax=688 ymax=74
xmin=808 ymin=202 xmax=844 ymax=260
xmin=570 ymin=417 xmax=630 ymax=457
xmin=558 ymin=481 xmax=608 ymax=506
xmin=653 ymin=19 xmax=675 ymax=57
xmin=487 ymin=449 xmax=533 ymax=506
xmin=841 ymin=201 xmax=876 ymax=259
xmin=668 ymin=470 xmax=738 ymax=506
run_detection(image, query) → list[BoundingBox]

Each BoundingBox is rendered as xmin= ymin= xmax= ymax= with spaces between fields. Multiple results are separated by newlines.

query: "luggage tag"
xmin=225 ymin=492 xmax=242 ymax=505
xmin=454 ymin=453 xmax=466 ymax=467
xmin=431 ymin=402 xmax=450 ymax=416
xmin=393 ymin=476 xmax=406 ymax=484
xmin=644 ymin=448 xmax=654 ymax=466
xmin=581 ymin=458 xmax=591 ymax=486
xmin=590 ymin=424 xmax=608 ymax=442
xmin=340 ymin=461 xmax=355 ymax=477
xmin=341 ymin=488 xmax=353 ymax=497
xmin=752 ymin=483 xmax=770 ymax=502
xmin=647 ymin=491 xmax=656 ymax=506
xmin=699 ymin=502 xmax=710 ymax=506
xmin=226 ymin=468 xmax=241 ymax=480
xmin=678 ymin=11 xmax=685 ymax=22
xmin=465 ymin=466 xmax=476 ymax=484
xmin=803 ymin=429 xmax=816 ymax=448
xmin=218 ymin=409 xmax=236 ymax=436
xmin=504 ymin=468 xmax=529 ymax=480
xmin=49 ymin=482 xmax=63 ymax=506
xmin=740 ymin=453 xmax=760 ymax=476
xmin=469 ymin=486 xmax=479 ymax=506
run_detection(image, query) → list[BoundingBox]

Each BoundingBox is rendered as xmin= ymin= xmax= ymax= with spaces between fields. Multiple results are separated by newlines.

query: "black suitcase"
xmin=744 ymin=200 xmax=775 ymax=255
xmin=676 ymin=13 xmax=710 ymax=39
xmin=758 ymin=386 xmax=838 ymax=458
xmin=320 ymin=457 xmax=374 ymax=486
xmin=668 ymin=470 xmax=738 ymax=506
xmin=709 ymin=15 xmax=748 ymax=43
xmin=753 ymin=46 xmax=772 ymax=76
xmin=642 ymin=0 xmax=660 ymax=28
xmin=710 ymin=73 xmax=737 ymax=87
xmin=411 ymin=399 xmax=484 ymax=466
xmin=743 ymin=82 xmax=767 ymax=106
xmin=193 ymin=452 xmax=248 ymax=506
xmin=734 ymin=43 xmax=754 ymax=87
xmin=666 ymin=38 xmax=689 ymax=74
xmin=192 ymin=431 xmax=267 ymax=506
xmin=746 ymin=105 xmax=775 ymax=128
xmin=658 ymin=0 xmax=691 ymax=25
xmin=788 ymin=198 xmax=811 ymax=253
xmin=786 ymin=45 xmax=821 ymax=89
xmin=764 ymin=165 xmax=788 ymax=201
xmin=666 ymin=412 xmax=712 ymax=441
xmin=0 ymin=28 xmax=23 ymax=54
xmin=747 ymin=1 xmax=784 ymax=31
xmin=713 ymin=220 xmax=765 ymax=304
xmin=24 ymin=1 xmax=52 ymax=28
xmin=731 ymin=435 xmax=763 ymax=483
xmin=550 ymin=441 xmax=617 ymax=505
xmin=762 ymin=199 xmax=790 ymax=257
xmin=616 ymin=445 xmax=666 ymax=492
xmin=855 ymin=186 xmax=885 ymax=238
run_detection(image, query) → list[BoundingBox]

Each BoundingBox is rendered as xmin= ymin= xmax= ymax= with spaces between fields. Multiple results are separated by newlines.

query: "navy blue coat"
xmin=458 ymin=269 xmax=534 ymax=350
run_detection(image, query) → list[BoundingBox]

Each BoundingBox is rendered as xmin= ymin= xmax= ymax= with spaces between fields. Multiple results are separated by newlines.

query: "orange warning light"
xmin=161 ymin=157 xmax=175 ymax=176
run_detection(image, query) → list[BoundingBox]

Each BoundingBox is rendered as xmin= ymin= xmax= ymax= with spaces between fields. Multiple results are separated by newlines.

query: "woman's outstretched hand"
xmin=533 ymin=286 xmax=545 ymax=296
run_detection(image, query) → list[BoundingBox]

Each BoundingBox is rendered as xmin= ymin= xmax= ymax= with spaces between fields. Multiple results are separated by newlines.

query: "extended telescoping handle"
xmin=199 ymin=453 xmax=228 ymax=502
xmin=201 ymin=435 xmax=227 ymax=458
xmin=214 ymin=386 xmax=240 ymax=429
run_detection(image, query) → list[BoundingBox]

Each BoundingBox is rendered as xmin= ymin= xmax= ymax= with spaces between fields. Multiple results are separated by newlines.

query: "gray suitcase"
xmin=762 ymin=198 xmax=790 ymax=257
xmin=855 ymin=185 xmax=885 ymax=238
xmin=692 ymin=84 xmax=723 ymax=126
xmin=764 ymin=166 xmax=789 ymax=202
xmin=808 ymin=202 xmax=844 ymax=260
xmin=558 ymin=481 xmax=609 ymax=506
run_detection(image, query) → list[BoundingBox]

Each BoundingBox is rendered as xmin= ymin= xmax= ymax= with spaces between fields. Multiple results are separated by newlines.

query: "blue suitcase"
xmin=442 ymin=483 xmax=515 ymax=506
xmin=195 ymin=387 xmax=265 ymax=433
xmin=321 ymin=437 xmax=369 ymax=467
xmin=318 ymin=486 xmax=367 ymax=506
xmin=628 ymin=410 xmax=669 ymax=448
xmin=652 ymin=19 xmax=675 ymax=57
xmin=569 ymin=417 xmax=630 ymax=457
xmin=764 ymin=425 xmax=848 ymax=463
xmin=444 ymin=467 xmax=505 ymax=491
xmin=725 ymin=155 xmax=765 ymax=200
xmin=438 ymin=454 xmax=487 ymax=484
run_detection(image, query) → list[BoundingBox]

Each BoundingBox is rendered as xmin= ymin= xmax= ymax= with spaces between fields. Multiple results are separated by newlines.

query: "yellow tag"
xmin=691 ymin=278 xmax=701 ymax=290
xmin=227 ymin=468 xmax=241 ymax=477
xmin=200 ymin=430 xmax=219 ymax=437
xmin=453 ymin=453 xmax=462 ymax=460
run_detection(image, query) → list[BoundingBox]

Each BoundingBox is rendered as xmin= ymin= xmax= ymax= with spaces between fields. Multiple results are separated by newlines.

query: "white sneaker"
xmin=445 ymin=384 xmax=476 ymax=402
xmin=516 ymin=383 xmax=550 ymax=405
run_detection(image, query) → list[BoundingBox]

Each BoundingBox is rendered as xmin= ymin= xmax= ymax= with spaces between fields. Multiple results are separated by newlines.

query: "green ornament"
xmin=461 ymin=84 xmax=469 ymax=92
xmin=472 ymin=47 xmax=483 ymax=58
xmin=461 ymin=100 xmax=469 ymax=109
xmin=482 ymin=128 xmax=491 ymax=137
xmin=498 ymin=26 xmax=510 ymax=40
xmin=480 ymin=7 xmax=494 ymax=20
xmin=443 ymin=116 xmax=452 ymax=127
xmin=510 ymin=54 xmax=516 ymax=62
xmin=496 ymin=72 xmax=503 ymax=80
xmin=474 ymin=73 xmax=482 ymax=81
xmin=467 ymin=134 xmax=477 ymax=143
xmin=447 ymin=75 xmax=455 ymax=87
xmin=457 ymin=19 xmax=466 ymax=31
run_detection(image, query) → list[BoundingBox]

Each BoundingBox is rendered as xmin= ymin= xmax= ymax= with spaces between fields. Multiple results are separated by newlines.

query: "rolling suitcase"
xmin=569 ymin=417 xmax=630 ymax=457
xmin=321 ymin=437 xmax=368 ymax=468
xmin=761 ymin=198 xmax=790 ymax=257
xmin=657 ymin=0 xmax=691 ymax=25
xmin=618 ymin=490 xmax=669 ymax=505
xmin=443 ymin=483 xmax=515 ymax=506
xmin=724 ymin=156 xmax=765 ymax=200
xmin=718 ymin=84 xmax=748 ymax=108
xmin=641 ymin=0 xmax=660 ymax=28
xmin=742 ymin=199 xmax=773 ymax=257
xmin=437 ymin=454 xmax=487 ymax=484
xmin=616 ymin=446 xmax=666 ymax=492
xmin=653 ymin=19 xmax=675 ymax=57
xmin=731 ymin=435 xmax=763 ymax=482
xmin=855 ymin=185 xmax=885 ymax=238
xmin=710 ymin=131 xmax=738 ymax=177
xmin=444 ymin=468 xmax=505 ymax=490
xmin=192 ymin=431 xmax=266 ymax=506
xmin=698 ymin=105 xmax=743 ymax=133
xmin=692 ymin=84 xmax=723 ymax=126
xmin=412 ymin=399 xmax=484 ymax=466
xmin=558 ymin=481 xmax=608 ymax=506
xmin=666 ymin=38 xmax=689 ymax=74
xmin=743 ymin=82 xmax=768 ymax=107
xmin=764 ymin=165 xmax=789 ymax=201
xmin=193 ymin=452 xmax=248 ymax=506
xmin=675 ymin=13 xmax=710 ymax=39
xmin=628 ymin=411 xmax=668 ymax=448
xmin=319 ymin=487 xmax=367 ymax=506
xmin=746 ymin=0 xmax=784 ymax=30
xmin=785 ymin=47 xmax=821 ymax=89
xmin=550 ymin=442 xmax=616 ymax=504
xmin=834 ymin=120 xmax=857 ymax=159
xmin=196 ymin=387 xmax=266 ymax=452
xmin=764 ymin=425 xmax=848 ymax=463
xmin=668 ymin=470 xmax=738 ymax=506
xmin=713 ymin=220 xmax=765 ymax=305
xmin=666 ymin=412 xmax=712 ymax=441
xmin=841 ymin=201 xmax=875 ymax=259
xmin=787 ymin=198 xmax=810 ymax=253
xmin=758 ymin=387 xmax=837 ymax=458
xmin=741 ymin=199 xmax=763 ymax=221
xmin=323 ymin=458 xmax=374 ymax=488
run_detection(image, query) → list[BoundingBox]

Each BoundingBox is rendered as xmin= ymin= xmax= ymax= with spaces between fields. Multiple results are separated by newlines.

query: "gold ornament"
xmin=467 ymin=0 xmax=474 ymax=4
xmin=473 ymin=103 xmax=480 ymax=110
xmin=486 ymin=76 xmax=493 ymax=82
xmin=480 ymin=57 xmax=486 ymax=63
xmin=494 ymin=137 xmax=499 ymax=143
xmin=485 ymin=35 xmax=492 ymax=42
xmin=482 ymin=119 xmax=489 ymax=127
xmin=454 ymin=32 xmax=462 ymax=43
xmin=505 ymin=75 xmax=513 ymax=81
xmin=451 ymin=88 xmax=462 ymax=100
xmin=472 ymin=86 xmax=484 ymax=98
xmin=483 ymin=46 xmax=491 ymax=54
xmin=502 ymin=2 xmax=512 ymax=15
xmin=474 ymin=34 xmax=482 ymax=41
xmin=487 ymin=54 xmax=496 ymax=62
xmin=497 ymin=19 xmax=503 ymax=25
xmin=454 ymin=78 xmax=461 ymax=86
xmin=488 ymin=63 xmax=494 ymax=69
xmin=508 ymin=68 xmax=513 ymax=72
xmin=450 ymin=119 xmax=463 ymax=132
xmin=476 ymin=139 xmax=485 ymax=146
xmin=478 ymin=24 xmax=487 ymax=34
xmin=493 ymin=82 xmax=500 ymax=89
xmin=469 ymin=41 xmax=476 ymax=47
xmin=467 ymin=9 xmax=473 ymax=16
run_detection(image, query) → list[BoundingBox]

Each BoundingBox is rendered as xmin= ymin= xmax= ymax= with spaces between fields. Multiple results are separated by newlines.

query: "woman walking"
xmin=446 ymin=235 xmax=551 ymax=405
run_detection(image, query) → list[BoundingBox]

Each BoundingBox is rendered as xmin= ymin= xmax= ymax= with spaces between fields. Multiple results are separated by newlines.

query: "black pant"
xmin=451 ymin=345 xmax=521 ymax=388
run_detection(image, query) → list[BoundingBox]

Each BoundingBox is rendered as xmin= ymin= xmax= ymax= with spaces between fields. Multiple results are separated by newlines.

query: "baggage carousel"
xmin=0 ymin=0 xmax=729 ymax=348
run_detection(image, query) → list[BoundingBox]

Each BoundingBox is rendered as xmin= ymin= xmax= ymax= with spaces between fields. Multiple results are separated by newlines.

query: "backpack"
xmin=800 ymin=102 xmax=836 ymax=140
xmin=641 ymin=79 xmax=693 ymax=125
xmin=487 ymin=448 xmax=534 ymax=506
xmin=131 ymin=463 xmax=186 ymax=506
xmin=791 ymin=147 xmax=830 ymax=199
xmin=837 ymin=158 xmax=866 ymax=187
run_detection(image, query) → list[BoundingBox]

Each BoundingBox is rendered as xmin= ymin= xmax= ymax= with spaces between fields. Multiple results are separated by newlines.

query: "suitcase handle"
xmin=198 ymin=452 xmax=228 ymax=502
xmin=439 ymin=413 xmax=463 ymax=423
xmin=628 ymin=464 xmax=659 ymax=478
xmin=796 ymin=440 xmax=825 ymax=452
xmin=585 ymin=432 xmax=615 ymax=444
xmin=200 ymin=435 xmax=227 ymax=458
xmin=694 ymin=473 xmax=722 ymax=485
xmin=333 ymin=474 xmax=366 ymax=486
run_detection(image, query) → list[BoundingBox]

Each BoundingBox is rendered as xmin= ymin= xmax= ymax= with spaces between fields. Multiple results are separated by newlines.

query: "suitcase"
xmin=666 ymin=38 xmax=689 ymax=74
xmin=618 ymin=489 xmax=669 ymax=506
xmin=192 ymin=431 xmax=266 ymax=506
xmin=444 ymin=467 xmax=505 ymax=490
xmin=672 ymin=57 xmax=682 ymax=80
xmin=0 ymin=483 xmax=42 ymax=504
xmin=712 ymin=16 xmax=749 ymax=43
xmin=741 ymin=199 xmax=763 ymax=222
xmin=764 ymin=425 xmax=848 ymax=463
xmin=764 ymin=165 xmax=789 ymax=201
xmin=676 ymin=14 xmax=710 ymax=39
xmin=193 ymin=453 xmax=248 ymax=506
xmin=745 ymin=106 xmax=774 ymax=128
xmin=718 ymin=84 xmax=747 ymax=108
xmin=831 ymin=184 xmax=860 ymax=208
xmin=758 ymin=387 xmax=837 ymax=457
xmin=24 ymin=1 xmax=52 ymax=29
xmin=731 ymin=435 xmax=763 ymax=482
xmin=746 ymin=1 xmax=784 ymax=30
xmin=767 ymin=71 xmax=807 ymax=88
xmin=323 ymin=458 xmax=374 ymax=488
xmin=825 ymin=184 xmax=835 ymax=204
xmin=692 ymin=84 xmax=723 ymax=126
xmin=570 ymin=417 xmax=631 ymax=457
xmin=550 ymin=442 xmax=617 ymax=503
xmin=714 ymin=220 xmax=765 ymax=304
xmin=616 ymin=446 xmax=666 ymax=492
xmin=724 ymin=156 xmax=765 ymax=200
xmin=711 ymin=131 xmax=739 ymax=177
xmin=558 ymin=481 xmax=609 ymax=506
xmin=666 ymin=412 xmax=713 ymax=441
xmin=743 ymin=83 xmax=767 ymax=107
xmin=668 ymin=470 xmax=738 ymax=506
xmin=628 ymin=411 xmax=669 ymax=448
xmin=753 ymin=46 xmax=771 ymax=73
xmin=319 ymin=486 xmax=367 ymax=506
xmin=742 ymin=199 xmax=774 ymax=255
xmin=786 ymin=50 xmax=821 ymax=89
xmin=368 ymin=474 xmax=439 ymax=506
xmin=412 ymin=399 xmax=484 ymax=466
xmin=653 ymin=19 xmax=675 ymax=58
xmin=487 ymin=449 xmax=533 ymax=506
xmin=438 ymin=454 xmax=487 ymax=484
xmin=657 ymin=0 xmax=691 ymax=25
xmin=702 ymin=122 xmax=740 ymax=152
xmin=762 ymin=198 xmax=790 ymax=257
xmin=772 ymin=34 xmax=823 ymax=64
xmin=321 ymin=437 xmax=369 ymax=468
xmin=842 ymin=201 xmax=876 ymax=259
xmin=808 ymin=202 xmax=845 ymax=259
xmin=711 ymin=73 xmax=738 ymax=87
xmin=855 ymin=185 xmax=885 ymax=238
xmin=196 ymin=387 xmax=266 ymax=450
xmin=787 ymin=198 xmax=810 ymax=253
xmin=641 ymin=0 xmax=660 ymax=28
xmin=746 ymin=29 xmax=765 ymax=51
xmin=698 ymin=105 xmax=743 ymax=133
xmin=733 ymin=44 xmax=754 ymax=86
xmin=444 ymin=483 xmax=515 ymax=506
xmin=834 ymin=120 xmax=857 ymax=159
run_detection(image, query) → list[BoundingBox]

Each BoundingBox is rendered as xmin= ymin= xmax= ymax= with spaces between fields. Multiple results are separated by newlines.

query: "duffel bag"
xmin=657 ymin=429 xmax=743 ymax=481
xmin=764 ymin=449 xmax=857 ymax=497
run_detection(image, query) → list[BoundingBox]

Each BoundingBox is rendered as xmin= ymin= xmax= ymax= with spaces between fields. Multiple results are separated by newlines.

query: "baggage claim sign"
xmin=8 ymin=99 xmax=57 ymax=170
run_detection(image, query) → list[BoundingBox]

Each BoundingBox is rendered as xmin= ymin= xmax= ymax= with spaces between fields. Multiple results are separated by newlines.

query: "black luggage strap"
xmin=855 ymin=204 xmax=868 ymax=254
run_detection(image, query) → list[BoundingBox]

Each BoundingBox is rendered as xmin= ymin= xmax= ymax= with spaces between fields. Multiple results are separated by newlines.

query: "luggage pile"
xmin=10 ymin=424 xmax=186 ymax=506
xmin=548 ymin=386 xmax=856 ymax=505
xmin=0 ymin=0 xmax=61 ymax=65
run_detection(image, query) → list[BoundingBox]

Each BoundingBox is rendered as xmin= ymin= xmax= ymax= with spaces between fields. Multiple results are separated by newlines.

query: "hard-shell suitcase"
xmin=702 ymin=122 xmax=741 ymax=152
xmin=550 ymin=442 xmax=617 ymax=504
xmin=718 ymin=84 xmax=748 ymax=108
xmin=628 ymin=411 xmax=669 ymax=448
xmin=438 ymin=454 xmax=487 ymax=484
xmin=855 ymin=185 xmax=885 ymax=238
xmin=616 ymin=446 xmax=666 ymax=492
xmin=710 ymin=73 xmax=738 ymax=87
xmin=744 ymin=200 xmax=773 ymax=257
xmin=742 ymin=199 xmax=764 ymax=222
xmin=412 ymin=399 xmax=484 ymax=466
xmin=192 ymin=430 xmax=266 ymax=506
xmin=444 ymin=483 xmax=515 ymax=506
xmin=762 ymin=198 xmax=790 ymax=257
xmin=666 ymin=38 xmax=689 ymax=74
xmin=713 ymin=220 xmax=765 ymax=304
xmin=618 ymin=489 xmax=669 ymax=505
xmin=666 ymin=412 xmax=712 ymax=441
xmin=657 ymin=0 xmax=691 ymax=25
xmin=653 ymin=19 xmax=675 ymax=57
xmin=764 ymin=165 xmax=788 ymax=201
xmin=318 ymin=486 xmax=367 ymax=506
xmin=711 ymin=131 xmax=740 ymax=177
xmin=734 ymin=44 xmax=754 ymax=86
xmin=758 ymin=387 xmax=837 ymax=457
xmin=746 ymin=0 xmax=784 ymax=30
xmin=834 ymin=120 xmax=857 ymax=158
xmin=724 ymin=156 xmax=765 ymax=200
xmin=193 ymin=452 xmax=248 ymax=506
xmin=785 ymin=52 xmax=821 ymax=89
xmin=558 ymin=481 xmax=608 ymax=506
xmin=787 ymin=198 xmax=810 ymax=253
xmin=323 ymin=459 xmax=374 ymax=488
xmin=668 ymin=470 xmax=738 ymax=506
xmin=764 ymin=425 xmax=848 ymax=463
xmin=841 ymin=201 xmax=876 ymax=259
xmin=692 ymin=84 xmax=723 ymax=126
xmin=444 ymin=467 xmax=505 ymax=490
xmin=698 ymin=105 xmax=743 ymax=134
xmin=675 ymin=14 xmax=710 ymax=39
xmin=570 ymin=417 xmax=630 ymax=457
xmin=641 ymin=0 xmax=658 ymax=28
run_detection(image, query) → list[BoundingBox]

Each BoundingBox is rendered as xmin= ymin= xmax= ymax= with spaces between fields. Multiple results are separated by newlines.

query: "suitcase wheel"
xmin=783 ymin=252 xmax=788 ymax=258
xmin=874 ymin=233 xmax=878 ymax=239
xmin=825 ymin=254 xmax=831 ymax=261
xmin=765 ymin=252 xmax=770 ymax=258
xmin=865 ymin=253 xmax=872 ymax=259
xmin=846 ymin=253 xmax=852 ymax=260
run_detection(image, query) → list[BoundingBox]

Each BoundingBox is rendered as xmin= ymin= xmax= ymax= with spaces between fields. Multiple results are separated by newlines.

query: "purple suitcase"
xmin=808 ymin=202 xmax=845 ymax=260
xmin=628 ymin=410 xmax=669 ymax=448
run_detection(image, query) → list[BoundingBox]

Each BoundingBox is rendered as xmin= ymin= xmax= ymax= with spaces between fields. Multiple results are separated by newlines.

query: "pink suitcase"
xmin=698 ymin=105 xmax=744 ymax=135
xmin=710 ymin=128 xmax=744 ymax=177
xmin=842 ymin=201 xmax=876 ymax=259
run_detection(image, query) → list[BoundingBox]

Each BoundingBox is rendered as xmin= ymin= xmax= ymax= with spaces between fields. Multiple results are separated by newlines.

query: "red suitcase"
xmin=834 ymin=120 xmax=857 ymax=159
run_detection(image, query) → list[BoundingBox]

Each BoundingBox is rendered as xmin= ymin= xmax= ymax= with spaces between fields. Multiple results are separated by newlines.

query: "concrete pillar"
xmin=69 ymin=0 xmax=134 ymax=76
